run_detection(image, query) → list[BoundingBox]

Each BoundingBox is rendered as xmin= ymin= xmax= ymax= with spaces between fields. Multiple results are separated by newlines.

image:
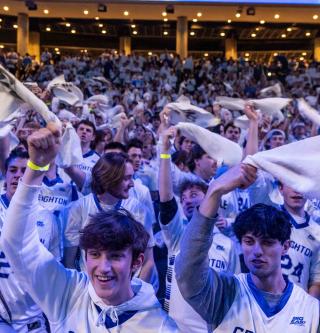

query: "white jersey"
xmin=281 ymin=210 xmax=320 ymax=291
xmin=64 ymin=192 xmax=155 ymax=268
xmin=0 ymin=182 xmax=178 ymax=333
xmin=75 ymin=149 xmax=100 ymax=173
xmin=214 ymin=273 xmax=320 ymax=333
xmin=0 ymin=193 xmax=59 ymax=330
xmin=160 ymin=205 xmax=239 ymax=333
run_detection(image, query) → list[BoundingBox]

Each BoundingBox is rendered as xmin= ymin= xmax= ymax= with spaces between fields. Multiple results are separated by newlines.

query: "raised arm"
xmin=175 ymin=164 xmax=257 ymax=328
xmin=243 ymin=103 xmax=259 ymax=158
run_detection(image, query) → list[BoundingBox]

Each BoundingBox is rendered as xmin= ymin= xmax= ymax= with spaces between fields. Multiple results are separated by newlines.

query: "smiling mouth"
xmin=96 ymin=275 xmax=115 ymax=282
xmin=291 ymin=196 xmax=303 ymax=200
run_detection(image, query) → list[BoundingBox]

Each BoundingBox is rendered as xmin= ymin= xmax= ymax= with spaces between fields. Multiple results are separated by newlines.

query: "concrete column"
xmin=17 ymin=13 xmax=29 ymax=56
xmin=225 ymin=38 xmax=237 ymax=60
xmin=314 ymin=37 xmax=320 ymax=62
xmin=28 ymin=31 xmax=40 ymax=62
xmin=176 ymin=16 xmax=188 ymax=59
xmin=119 ymin=36 xmax=131 ymax=56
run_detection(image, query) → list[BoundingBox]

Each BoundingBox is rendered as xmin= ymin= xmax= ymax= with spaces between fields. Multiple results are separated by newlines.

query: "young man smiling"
xmin=175 ymin=164 xmax=320 ymax=332
xmin=0 ymin=123 xmax=177 ymax=332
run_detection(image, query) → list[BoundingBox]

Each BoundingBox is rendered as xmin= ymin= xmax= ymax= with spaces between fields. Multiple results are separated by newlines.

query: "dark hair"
xmin=179 ymin=179 xmax=208 ymax=198
xmin=79 ymin=209 xmax=149 ymax=262
xmin=187 ymin=144 xmax=206 ymax=172
xmin=179 ymin=136 xmax=191 ymax=146
xmin=76 ymin=119 xmax=96 ymax=134
xmin=91 ymin=129 xmax=105 ymax=150
xmin=126 ymin=138 xmax=143 ymax=152
xmin=172 ymin=150 xmax=189 ymax=168
xmin=105 ymin=142 xmax=126 ymax=153
xmin=91 ymin=152 xmax=129 ymax=195
xmin=233 ymin=203 xmax=291 ymax=244
xmin=224 ymin=122 xmax=241 ymax=133
xmin=5 ymin=148 xmax=29 ymax=173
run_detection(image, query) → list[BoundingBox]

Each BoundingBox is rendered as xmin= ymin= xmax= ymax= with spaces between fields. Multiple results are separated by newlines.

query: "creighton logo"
xmin=290 ymin=317 xmax=305 ymax=326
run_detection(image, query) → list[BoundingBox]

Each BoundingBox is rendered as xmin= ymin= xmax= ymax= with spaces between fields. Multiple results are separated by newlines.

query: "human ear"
xmin=281 ymin=239 xmax=290 ymax=255
xmin=131 ymin=253 xmax=144 ymax=274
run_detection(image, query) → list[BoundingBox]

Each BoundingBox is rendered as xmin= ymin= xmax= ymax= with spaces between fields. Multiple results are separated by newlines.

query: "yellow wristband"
xmin=27 ymin=160 xmax=50 ymax=172
xmin=160 ymin=154 xmax=171 ymax=159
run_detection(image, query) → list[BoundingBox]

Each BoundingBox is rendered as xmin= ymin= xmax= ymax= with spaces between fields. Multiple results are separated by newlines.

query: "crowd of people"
xmin=0 ymin=47 xmax=319 ymax=332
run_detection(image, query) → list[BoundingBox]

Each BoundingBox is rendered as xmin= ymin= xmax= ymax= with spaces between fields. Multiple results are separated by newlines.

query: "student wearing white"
xmin=0 ymin=124 xmax=178 ymax=333
xmin=159 ymin=127 xmax=238 ymax=333
xmin=175 ymin=164 xmax=320 ymax=332
xmin=0 ymin=149 xmax=59 ymax=333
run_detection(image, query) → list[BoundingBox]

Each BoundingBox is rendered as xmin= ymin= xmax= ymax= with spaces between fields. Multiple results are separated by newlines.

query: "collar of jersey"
xmin=83 ymin=150 xmax=97 ymax=158
xmin=247 ymin=273 xmax=293 ymax=317
xmin=43 ymin=174 xmax=64 ymax=187
xmin=93 ymin=193 xmax=122 ymax=211
xmin=280 ymin=205 xmax=310 ymax=229
xmin=0 ymin=193 xmax=10 ymax=208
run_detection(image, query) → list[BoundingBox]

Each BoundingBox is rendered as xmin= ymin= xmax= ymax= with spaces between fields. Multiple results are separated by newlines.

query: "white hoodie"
xmin=0 ymin=181 xmax=178 ymax=333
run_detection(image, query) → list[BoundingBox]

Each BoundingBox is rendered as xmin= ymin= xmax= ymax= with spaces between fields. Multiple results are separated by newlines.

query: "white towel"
xmin=244 ymin=135 xmax=320 ymax=199
xmin=259 ymin=83 xmax=282 ymax=97
xmin=0 ymin=65 xmax=60 ymax=126
xmin=175 ymin=122 xmax=242 ymax=167
xmin=297 ymin=98 xmax=320 ymax=126
xmin=0 ymin=124 xmax=19 ymax=152
xmin=56 ymin=122 xmax=83 ymax=168
xmin=216 ymin=96 xmax=290 ymax=123
xmin=166 ymin=96 xmax=220 ymax=128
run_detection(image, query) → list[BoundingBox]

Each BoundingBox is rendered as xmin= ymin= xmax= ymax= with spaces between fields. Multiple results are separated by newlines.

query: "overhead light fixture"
xmin=251 ymin=33 xmax=256 ymax=37
xmin=25 ymin=0 xmax=37 ymax=11
xmin=102 ymin=30 xmax=106 ymax=34
xmin=260 ymin=20 xmax=265 ymax=24
xmin=83 ymin=9 xmax=89 ymax=15
xmin=0 ymin=45 xmax=4 ymax=48
xmin=46 ymin=27 xmax=51 ymax=31
xmin=227 ymin=19 xmax=232 ymax=23
xmin=13 ymin=24 xmax=18 ymax=29
xmin=43 ymin=9 xmax=49 ymax=14
xmin=204 ymin=53 xmax=209 ymax=57
xmin=66 ymin=22 xmax=71 ymax=27
xmin=306 ymin=32 xmax=311 ymax=37
xmin=197 ymin=12 xmax=202 ymax=17
xmin=133 ymin=30 xmax=137 ymax=35
xmin=98 ymin=4 xmax=107 ymax=12
xmin=95 ymin=16 xmax=100 ymax=20
xmin=131 ymin=24 xmax=136 ymax=28
xmin=302 ymin=52 xmax=307 ymax=56
xmin=99 ymin=23 xmax=103 ymax=27
xmin=190 ymin=31 xmax=195 ymax=36
xmin=246 ymin=7 xmax=255 ymax=16
xmin=3 ymin=6 xmax=9 ymax=11
xmin=163 ymin=31 xmax=168 ymax=35
xmin=256 ymin=27 xmax=260 ymax=31
xmin=54 ymin=47 xmax=59 ymax=51
xmin=281 ymin=33 xmax=286 ymax=38
xmin=71 ymin=29 xmax=76 ymax=34
xmin=192 ymin=18 xmax=198 ymax=22
xmin=166 ymin=5 xmax=174 ymax=14
xmin=220 ymin=32 xmax=226 ymax=37
xmin=163 ymin=18 xmax=168 ymax=22
xmin=245 ymin=52 xmax=250 ymax=57
xmin=299 ymin=57 xmax=304 ymax=61
xmin=313 ymin=14 xmax=318 ymax=20
xmin=273 ymin=52 xmax=278 ymax=56
xmin=267 ymin=72 xmax=272 ymax=77
xmin=287 ymin=27 xmax=292 ymax=32
xmin=274 ymin=14 xmax=280 ymax=19
xmin=162 ymin=11 xmax=167 ymax=17
xmin=235 ymin=8 xmax=242 ymax=18
xmin=148 ymin=51 xmax=152 ymax=56
xmin=124 ymin=10 xmax=129 ymax=16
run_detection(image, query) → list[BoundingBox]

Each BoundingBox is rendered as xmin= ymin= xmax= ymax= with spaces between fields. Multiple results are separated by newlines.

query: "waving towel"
xmin=165 ymin=96 xmax=220 ymax=128
xmin=259 ymin=83 xmax=282 ymax=97
xmin=244 ymin=135 xmax=320 ymax=199
xmin=297 ymin=98 xmax=320 ymax=126
xmin=0 ymin=65 xmax=60 ymax=126
xmin=216 ymin=96 xmax=291 ymax=123
xmin=175 ymin=122 xmax=242 ymax=167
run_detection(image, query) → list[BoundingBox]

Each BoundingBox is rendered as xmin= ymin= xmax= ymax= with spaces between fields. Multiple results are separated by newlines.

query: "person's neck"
xmin=194 ymin=169 xmax=210 ymax=183
xmin=97 ymin=191 xmax=120 ymax=206
xmin=81 ymin=143 xmax=91 ymax=155
xmin=250 ymin=271 xmax=286 ymax=294
xmin=284 ymin=203 xmax=304 ymax=218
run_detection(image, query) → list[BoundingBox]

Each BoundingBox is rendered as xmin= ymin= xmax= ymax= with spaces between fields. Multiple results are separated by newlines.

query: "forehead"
xmin=128 ymin=147 xmax=142 ymax=154
xmin=7 ymin=157 xmax=28 ymax=169
xmin=270 ymin=134 xmax=284 ymax=140
xmin=78 ymin=124 xmax=94 ymax=131
xmin=182 ymin=185 xmax=205 ymax=196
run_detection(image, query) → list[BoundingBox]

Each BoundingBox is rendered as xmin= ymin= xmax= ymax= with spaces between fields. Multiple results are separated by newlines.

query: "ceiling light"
xmin=95 ymin=17 xmax=100 ymax=20
xmin=0 ymin=19 xmax=2 ymax=22
xmin=274 ymin=14 xmax=280 ymax=19
xmin=281 ymin=34 xmax=286 ymax=38
xmin=43 ymin=9 xmax=49 ymax=14
xmin=251 ymin=33 xmax=256 ymax=37
xmin=162 ymin=11 xmax=167 ymax=17
xmin=163 ymin=18 xmax=168 ymax=22
xmin=260 ymin=20 xmax=265 ymax=24
xmin=300 ymin=57 xmax=304 ymax=61
xmin=267 ymin=72 xmax=272 ymax=77
xmin=306 ymin=32 xmax=311 ymax=37
xmin=83 ymin=9 xmax=89 ymax=15
xmin=245 ymin=52 xmax=250 ymax=57
xmin=102 ymin=30 xmax=106 ymax=34
xmin=235 ymin=13 xmax=241 ymax=18
xmin=0 ymin=45 xmax=4 ymax=48
xmin=56 ymin=51 xmax=60 ymax=54
xmin=273 ymin=52 xmax=278 ymax=56
xmin=220 ymin=32 xmax=226 ymax=37
xmin=287 ymin=27 xmax=292 ymax=32
xmin=71 ymin=29 xmax=76 ymax=34
xmin=163 ymin=31 xmax=168 ymax=35
xmin=54 ymin=47 xmax=59 ymax=51
xmin=256 ymin=27 xmax=260 ymax=31
xmin=190 ymin=31 xmax=195 ymax=36
xmin=245 ymin=58 xmax=249 ymax=62
xmin=197 ymin=12 xmax=202 ymax=17
xmin=313 ymin=14 xmax=319 ymax=20
xmin=192 ymin=18 xmax=198 ymax=22
xmin=3 ymin=6 xmax=9 ymax=11
xmin=124 ymin=11 xmax=129 ymax=16
xmin=46 ymin=27 xmax=51 ymax=31
xmin=13 ymin=24 xmax=18 ymax=29
xmin=99 ymin=23 xmax=103 ymax=27
xmin=302 ymin=52 xmax=307 ymax=56
xmin=66 ymin=23 xmax=71 ymax=27
xmin=148 ymin=51 xmax=152 ymax=56
xmin=204 ymin=53 xmax=209 ymax=57
xmin=131 ymin=24 xmax=136 ymax=28
xmin=133 ymin=30 xmax=137 ymax=35
xmin=227 ymin=19 xmax=232 ymax=23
